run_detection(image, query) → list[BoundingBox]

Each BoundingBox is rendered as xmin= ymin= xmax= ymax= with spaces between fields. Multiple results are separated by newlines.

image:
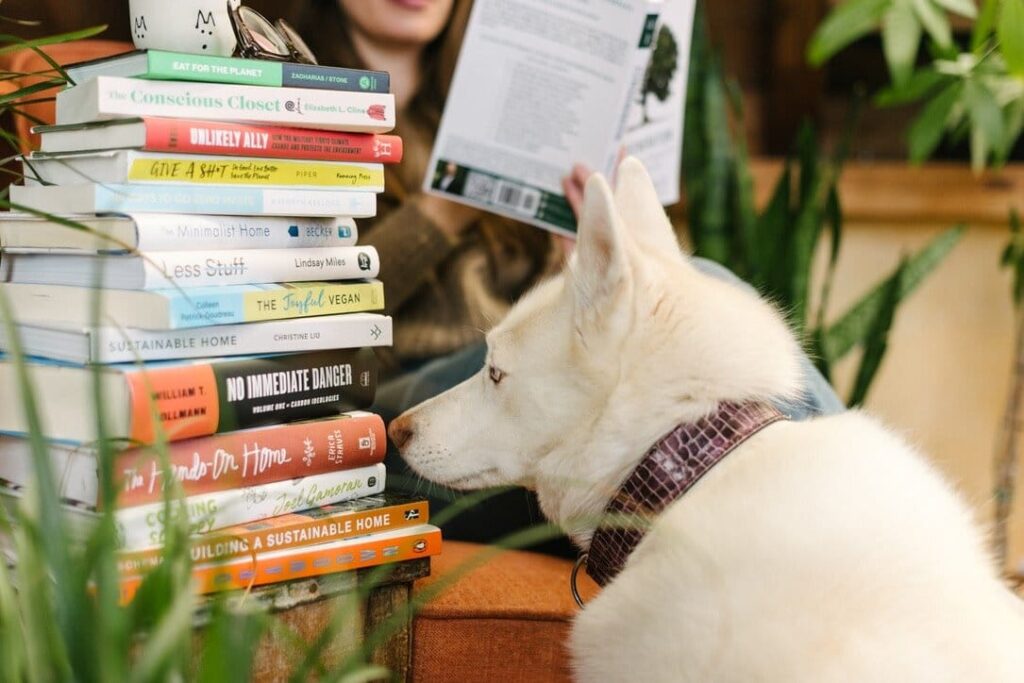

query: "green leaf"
xmin=848 ymin=257 xmax=907 ymax=406
xmin=998 ymin=0 xmax=1024 ymax=75
xmin=912 ymin=0 xmax=953 ymax=48
xmin=908 ymin=81 xmax=962 ymax=162
xmin=875 ymin=67 xmax=945 ymax=106
xmin=964 ymin=77 xmax=1004 ymax=170
xmin=807 ymin=0 xmax=889 ymax=65
xmin=882 ymin=1 xmax=923 ymax=87
xmin=933 ymin=0 xmax=978 ymax=18
xmin=973 ymin=0 xmax=999 ymax=50
xmin=823 ymin=226 xmax=964 ymax=361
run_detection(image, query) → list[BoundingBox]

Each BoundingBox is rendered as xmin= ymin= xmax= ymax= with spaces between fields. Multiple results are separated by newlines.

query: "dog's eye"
xmin=488 ymin=365 xmax=505 ymax=385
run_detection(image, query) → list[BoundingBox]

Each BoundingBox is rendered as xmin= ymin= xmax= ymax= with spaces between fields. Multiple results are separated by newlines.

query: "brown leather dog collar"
xmin=576 ymin=401 xmax=786 ymax=596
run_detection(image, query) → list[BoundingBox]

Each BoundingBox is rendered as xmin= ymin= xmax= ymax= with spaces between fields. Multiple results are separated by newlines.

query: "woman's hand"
xmin=418 ymin=193 xmax=483 ymax=239
xmin=561 ymin=163 xmax=592 ymax=220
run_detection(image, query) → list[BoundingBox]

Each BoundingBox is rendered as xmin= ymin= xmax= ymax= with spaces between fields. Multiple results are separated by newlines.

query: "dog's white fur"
xmin=390 ymin=158 xmax=1024 ymax=682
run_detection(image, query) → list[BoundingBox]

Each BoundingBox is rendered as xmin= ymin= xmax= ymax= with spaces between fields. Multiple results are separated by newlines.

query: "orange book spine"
xmin=116 ymin=496 xmax=428 ymax=573
xmin=119 ymin=525 xmax=441 ymax=603
xmin=112 ymin=412 xmax=386 ymax=507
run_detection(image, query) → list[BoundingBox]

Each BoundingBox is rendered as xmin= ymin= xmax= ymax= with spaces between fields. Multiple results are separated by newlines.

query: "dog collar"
xmin=578 ymin=401 xmax=786 ymax=595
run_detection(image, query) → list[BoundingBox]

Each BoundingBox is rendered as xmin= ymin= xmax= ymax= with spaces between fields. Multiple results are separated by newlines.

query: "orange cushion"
xmin=412 ymin=541 xmax=599 ymax=683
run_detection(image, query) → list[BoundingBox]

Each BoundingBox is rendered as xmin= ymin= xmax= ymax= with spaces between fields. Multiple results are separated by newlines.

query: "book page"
xmin=622 ymin=0 xmax=696 ymax=206
xmin=424 ymin=0 xmax=660 ymax=235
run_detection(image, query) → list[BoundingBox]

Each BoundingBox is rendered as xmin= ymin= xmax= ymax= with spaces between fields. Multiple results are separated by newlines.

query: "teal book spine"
xmin=143 ymin=51 xmax=390 ymax=93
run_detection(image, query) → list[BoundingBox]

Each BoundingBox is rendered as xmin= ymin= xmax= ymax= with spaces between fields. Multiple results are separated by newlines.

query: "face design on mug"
xmin=133 ymin=15 xmax=147 ymax=41
xmin=195 ymin=10 xmax=217 ymax=51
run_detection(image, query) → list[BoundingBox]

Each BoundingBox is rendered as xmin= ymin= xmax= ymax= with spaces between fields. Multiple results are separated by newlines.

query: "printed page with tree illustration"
xmin=425 ymin=0 xmax=694 ymax=236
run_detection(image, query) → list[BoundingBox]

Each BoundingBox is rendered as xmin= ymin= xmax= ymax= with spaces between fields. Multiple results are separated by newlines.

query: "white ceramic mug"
xmin=128 ymin=0 xmax=237 ymax=56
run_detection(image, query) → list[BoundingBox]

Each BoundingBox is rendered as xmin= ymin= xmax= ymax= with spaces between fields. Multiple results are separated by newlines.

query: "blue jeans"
xmin=372 ymin=258 xmax=844 ymax=555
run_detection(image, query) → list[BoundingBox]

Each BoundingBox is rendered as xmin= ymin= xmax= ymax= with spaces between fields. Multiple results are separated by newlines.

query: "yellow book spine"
xmin=240 ymin=281 xmax=384 ymax=322
xmin=128 ymin=157 xmax=385 ymax=190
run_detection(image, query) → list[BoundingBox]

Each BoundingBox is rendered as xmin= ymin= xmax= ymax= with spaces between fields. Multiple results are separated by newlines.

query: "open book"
xmin=424 ymin=0 xmax=696 ymax=235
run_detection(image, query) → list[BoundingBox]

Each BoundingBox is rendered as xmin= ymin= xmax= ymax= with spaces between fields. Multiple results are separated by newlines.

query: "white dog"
xmin=389 ymin=158 xmax=1024 ymax=682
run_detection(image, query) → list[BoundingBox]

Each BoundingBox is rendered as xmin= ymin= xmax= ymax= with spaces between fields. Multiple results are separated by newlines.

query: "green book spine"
xmin=145 ymin=51 xmax=282 ymax=87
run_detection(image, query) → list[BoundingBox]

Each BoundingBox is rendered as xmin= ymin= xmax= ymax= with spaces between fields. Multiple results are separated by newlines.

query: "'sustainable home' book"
xmin=24 ymin=151 xmax=385 ymax=192
xmin=115 ymin=493 xmax=428 ymax=574
xmin=9 ymin=182 xmax=377 ymax=218
xmin=34 ymin=118 xmax=404 ymax=164
xmin=0 ymin=280 xmax=385 ymax=330
xmin=0 ymin=348 xmax=378 ymax=444
xmin=0 ymin=246 xmax=381 ymax=289
xmin=0 ymin=313 xmax=392 ymax=363
xmin=118 ymin=523 xmax=440 ymax=602
xmin=56 ymin=76 xmax=396 ymax=133
xmin=0 ymin=213 xmax=357 ymax=252
xmin=115 ymin=463 xmax=387 ymax=550
xmin=0 ymin=412 xmax=387 ymax=507
xmin=64 ymin=50 xmax=390 ymax=94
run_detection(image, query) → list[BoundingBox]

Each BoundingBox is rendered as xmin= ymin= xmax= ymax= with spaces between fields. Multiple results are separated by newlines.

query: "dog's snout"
xmin=389 ymin=416 xmax=415 ymax=450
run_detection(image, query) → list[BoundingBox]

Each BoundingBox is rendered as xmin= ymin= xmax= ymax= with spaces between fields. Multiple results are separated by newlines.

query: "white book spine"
xmin=141 ymin=246 xmax=380 ymax=289
xmin=129 ymin=214 xmax=358 ymax=251
xmin=115 ymin=463 xmax=387 ymax=550
xmin=56 ymin=77 xmax=396 ymax=133
xmin=90 ymin=315 xmax=392 ymax=363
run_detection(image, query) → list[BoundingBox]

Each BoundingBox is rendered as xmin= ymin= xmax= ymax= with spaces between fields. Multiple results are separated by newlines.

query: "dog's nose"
xmin=389 ymin=416 xmax=414 ymax=450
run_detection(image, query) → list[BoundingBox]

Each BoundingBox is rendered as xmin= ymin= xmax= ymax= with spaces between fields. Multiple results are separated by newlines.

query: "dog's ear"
xmin=572 ymin=173 xmax=631 ymax=331
xmin=613 ymin=156 xmax=681 ymax=257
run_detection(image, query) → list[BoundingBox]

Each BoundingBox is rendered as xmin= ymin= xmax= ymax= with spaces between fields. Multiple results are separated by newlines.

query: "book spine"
xmin=114 ymin=463 xmax=386 ymax=551
xmin=140 ymin=246 xmax=380 ymax=289
xmin=124 ymin=155 xmax=385 ymax=191
xmin=0 ymin=438 xmax=100 ymax=506
xmin=142 ymin=118 xmax=404 ymax=163
xmin=113 ymin=413 xmax=387 ymax=507
xmin=119 ymin=524 xmax=440 ymax=602
xmin=132 ymin=214 xmax=357 ymax=251
xmin=93 ymin=184 xmax=377 ymax=218
xmin=90 ymin=314 xmax=392 ymax=363
xmin=165 ymin=280 xmax=385 ymax=329
xmin=57 ymin=77 xmax=396 ymax=133
xmin=117 ymin=497 xmax=429 ymax=572
xmin=123 ymin=347 xmax=378 ymax=443
xmin=140 ymin=51 xmax=390 ymax=93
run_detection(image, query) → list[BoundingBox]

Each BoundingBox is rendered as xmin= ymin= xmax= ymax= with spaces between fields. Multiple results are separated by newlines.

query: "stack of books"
xmin=0 ymin=49 xmax=440 ymax=601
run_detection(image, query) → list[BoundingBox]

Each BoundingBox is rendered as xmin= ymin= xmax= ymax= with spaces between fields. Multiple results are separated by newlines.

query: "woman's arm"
xmin=359 ymin=194 xmax=480 ymax=313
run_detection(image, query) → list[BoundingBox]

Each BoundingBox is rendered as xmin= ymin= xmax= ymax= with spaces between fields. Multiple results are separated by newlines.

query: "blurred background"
xmin=2 ymin=0 xmax=1023 ymax=573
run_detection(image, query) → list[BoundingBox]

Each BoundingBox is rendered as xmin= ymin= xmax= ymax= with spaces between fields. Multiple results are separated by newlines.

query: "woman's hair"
xmin=298 ymin=0 xmax=553 ymax=291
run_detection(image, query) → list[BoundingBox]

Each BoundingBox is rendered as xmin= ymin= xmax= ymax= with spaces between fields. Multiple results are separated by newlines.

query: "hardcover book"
xmin=118 ymin=523 xmax=441 ymax=602
xmin=34 ymin=118 xmax=404 ymax=164
xmin=0 ymin=280 xmax=385 ymax=330
xmin=24 ymin=151 xmax=385 ymax=192
xmin=116 ymin=493 xmax=429 ymax=573
xmin=0 ymin=347 xmax=379 ymax=444
xmin=0 ymin=412 xmax=388 ymax=507
xmin=0 ymin=213 xmax=357 ymax=252
xmin=64 ymin=50 xmax=390 ymax=94
xmin=8 ymin=182 xmax=377 ymax=218
xmin=0 ymin=246 xmax=381 ymax=290
xmin=56 ymin=76 xmax=396 ymax=133
xmin=0 ymin=313 xmax=392 ymax=364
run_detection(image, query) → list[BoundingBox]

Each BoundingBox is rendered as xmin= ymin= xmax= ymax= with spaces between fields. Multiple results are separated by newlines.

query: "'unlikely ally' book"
xmin=34 ymin=118 xmax=404 ymax=164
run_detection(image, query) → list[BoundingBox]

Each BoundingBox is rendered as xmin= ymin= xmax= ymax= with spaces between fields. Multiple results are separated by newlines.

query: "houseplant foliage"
xmin=683 ymin=0 xmax=962 ymax=407
xmin=810 ymin=0 xmax=1024 ymax=572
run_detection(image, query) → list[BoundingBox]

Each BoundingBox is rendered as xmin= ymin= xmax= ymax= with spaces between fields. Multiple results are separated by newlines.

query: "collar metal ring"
xmin=570 ymin=552 xmax=589 ymax=608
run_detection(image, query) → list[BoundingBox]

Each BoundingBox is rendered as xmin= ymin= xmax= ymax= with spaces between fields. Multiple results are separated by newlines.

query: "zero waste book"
xmin=56 ymin=76 xmax=395 ymax=133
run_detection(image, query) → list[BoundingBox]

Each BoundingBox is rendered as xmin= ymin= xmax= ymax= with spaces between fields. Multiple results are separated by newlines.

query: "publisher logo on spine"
xmin=367 ymin=104 xmax=386 ymax=121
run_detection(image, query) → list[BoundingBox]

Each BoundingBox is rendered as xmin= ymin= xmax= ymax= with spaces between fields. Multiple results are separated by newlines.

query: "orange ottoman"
xmin=412 ymin=541 xmax=599 ymax=683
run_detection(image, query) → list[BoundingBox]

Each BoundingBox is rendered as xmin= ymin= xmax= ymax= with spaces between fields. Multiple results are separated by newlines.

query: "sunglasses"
xmin=228 ymin=1 xmax=318 ymax=65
